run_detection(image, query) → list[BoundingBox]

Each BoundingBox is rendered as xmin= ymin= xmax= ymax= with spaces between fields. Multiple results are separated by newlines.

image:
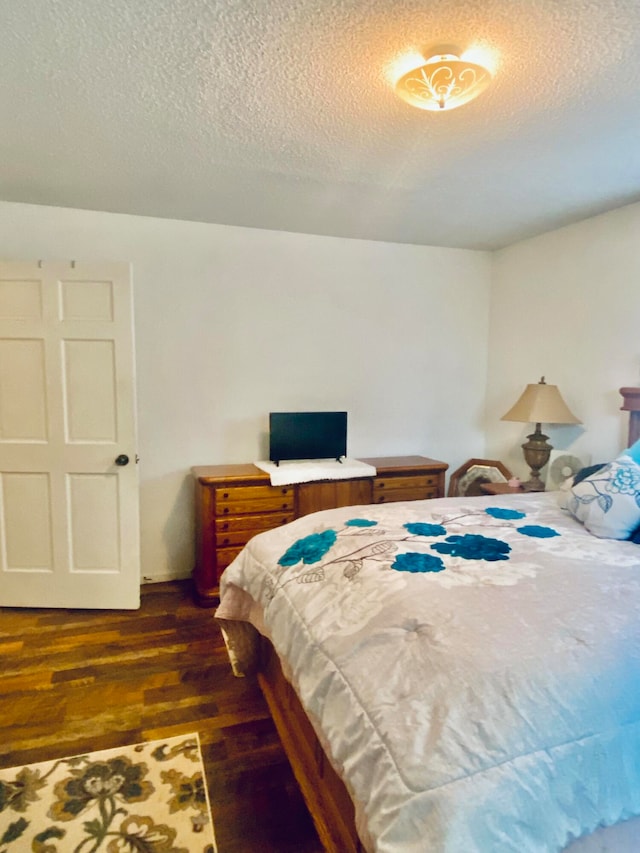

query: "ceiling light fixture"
xmin=395 ymin=49 xmax=493 ymax=112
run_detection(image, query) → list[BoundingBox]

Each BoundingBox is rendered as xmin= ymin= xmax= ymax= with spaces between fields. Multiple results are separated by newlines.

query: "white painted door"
xmin=0 ymin=261 xmax=140 ymax=609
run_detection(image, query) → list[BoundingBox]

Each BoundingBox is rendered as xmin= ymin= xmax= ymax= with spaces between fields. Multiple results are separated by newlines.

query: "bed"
xmin=215 ymin=403 xmax=640 ymax=852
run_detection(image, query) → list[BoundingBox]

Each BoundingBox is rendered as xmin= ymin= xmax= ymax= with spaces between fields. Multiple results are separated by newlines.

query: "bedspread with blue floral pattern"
xmin=217 ymin=491 xmax=640 ymax=853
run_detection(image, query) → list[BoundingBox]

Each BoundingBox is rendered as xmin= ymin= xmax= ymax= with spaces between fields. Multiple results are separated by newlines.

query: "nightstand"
xmin=480 ymin=482 xmax=525 ymax=495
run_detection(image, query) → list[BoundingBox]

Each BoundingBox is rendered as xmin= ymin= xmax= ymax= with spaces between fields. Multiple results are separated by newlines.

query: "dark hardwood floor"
xmin=0 ymin=580 xmax=324 ymax=852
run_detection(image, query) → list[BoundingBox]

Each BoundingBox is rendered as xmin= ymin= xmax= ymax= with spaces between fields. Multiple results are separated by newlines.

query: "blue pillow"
xmin=623 ymin=438 xmax=640 ymax=466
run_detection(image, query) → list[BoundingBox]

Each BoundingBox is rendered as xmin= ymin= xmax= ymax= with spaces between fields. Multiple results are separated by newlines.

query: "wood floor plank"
xmin=0 ymin=579 xmax=323 ymax=852
xmin=0 ymin=639 xmax=23 ymax=654
xmin=0 ymin=671 xmax=53 ymax=693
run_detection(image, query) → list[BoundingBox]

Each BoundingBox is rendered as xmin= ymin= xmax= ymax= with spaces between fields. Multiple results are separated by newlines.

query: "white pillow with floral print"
xmin=566 ymin=454 xmax=640 ymax=539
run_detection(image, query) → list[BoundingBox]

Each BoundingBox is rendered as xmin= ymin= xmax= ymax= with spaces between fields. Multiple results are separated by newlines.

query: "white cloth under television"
xmin=254 ymin=457 xmax=376 ymax=486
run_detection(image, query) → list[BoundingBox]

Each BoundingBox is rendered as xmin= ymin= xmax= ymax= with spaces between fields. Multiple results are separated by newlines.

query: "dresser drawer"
xmin=215 ymin=512 xmax=294 ymax=534
xmin=217 ymin=514 xmax=296 ymax=567
xmin=217 ymin=546 xmax=245 ymax=569
xmin=215 ymin=484 xmax=295 ymax=515
xmin=216 ymin=517 xmax=293 ymax=547
xmin=373 ymin=486 xmax=439 ymax=503
xmin=216 ymin=511 xmax=295 ymax=556
xmin=218 ymin=498 xmax=294 ymax=515
xmin=215 ymin=483 xmax=293 ymax=508
xmin=215 ymin=529 xmax=260 ymax=548
xmin=373 ymin=475 xmax=438 ymax=493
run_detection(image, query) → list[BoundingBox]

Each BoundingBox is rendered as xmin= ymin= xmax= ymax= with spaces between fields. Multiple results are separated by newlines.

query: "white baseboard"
xmin=141 ymin=571 xmax=191 ymax=584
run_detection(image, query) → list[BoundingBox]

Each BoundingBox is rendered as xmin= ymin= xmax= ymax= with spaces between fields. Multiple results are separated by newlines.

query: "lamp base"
xmin=521 ymin=425 xmax=552 ymax=492
xmin=521 ymin=475 xmax=547 ymax=492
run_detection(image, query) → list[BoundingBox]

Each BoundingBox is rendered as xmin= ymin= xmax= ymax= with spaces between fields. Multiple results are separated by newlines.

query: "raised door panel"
xmin=1 ymin=472 xmax=53 ymax=570
xmin=67 ymin=473 xmax=120 ymax=570
xmin=63 ymin=339 xmax=117 ymax=442
xmin=0 ymin=339 xmax=48 ymax=441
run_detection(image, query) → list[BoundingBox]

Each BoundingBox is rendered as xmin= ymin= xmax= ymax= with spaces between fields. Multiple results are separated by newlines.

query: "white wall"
xmin=486 ymin=202 xmax=640 ymax=480
xmin=0 ymin=201 xmax=491 ymax=581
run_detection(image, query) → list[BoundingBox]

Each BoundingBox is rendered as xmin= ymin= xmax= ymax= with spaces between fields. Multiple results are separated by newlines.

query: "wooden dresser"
xmin=192 ymin=455 xmax=448 ymax=606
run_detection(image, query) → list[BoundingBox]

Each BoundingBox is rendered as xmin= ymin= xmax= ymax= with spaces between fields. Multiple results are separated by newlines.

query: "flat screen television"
xmin=269 ymin=411 xmax=347 ymax=465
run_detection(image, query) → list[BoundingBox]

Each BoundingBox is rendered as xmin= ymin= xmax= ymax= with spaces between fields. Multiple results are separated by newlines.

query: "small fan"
xmin=545 ymin=451 xmax=591 ymax=491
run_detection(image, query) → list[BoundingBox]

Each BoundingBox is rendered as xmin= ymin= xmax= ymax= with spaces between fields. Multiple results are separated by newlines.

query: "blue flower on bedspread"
xmin=403 ymin=522 xmax=446 ymax=537
xmin=278 ymin=529 xmax=337 ymax=566
xmin=517 ymin=525 xmax=559 ymax=538
xmin=345 ymin=518 xmax=378 ymax=527
xmin=392 ymin=552 xmax=446 ymax=573
xmin=485 ymin=507 xmax=526 ymax=520
xmin=431 ymin=533 xmax=511 ymax=561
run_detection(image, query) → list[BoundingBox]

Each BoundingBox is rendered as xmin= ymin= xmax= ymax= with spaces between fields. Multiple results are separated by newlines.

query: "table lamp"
xmin=501 ymin=377 xmax=581 ymax=491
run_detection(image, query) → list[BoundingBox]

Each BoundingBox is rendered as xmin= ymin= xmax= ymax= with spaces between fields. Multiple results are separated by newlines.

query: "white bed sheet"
xmin=216 ymin=492 xmax=640 ymax=852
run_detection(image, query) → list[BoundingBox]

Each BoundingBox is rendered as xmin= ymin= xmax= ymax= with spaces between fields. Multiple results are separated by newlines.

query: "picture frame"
xmin=448 ymin=458 xmax=513 ymax=498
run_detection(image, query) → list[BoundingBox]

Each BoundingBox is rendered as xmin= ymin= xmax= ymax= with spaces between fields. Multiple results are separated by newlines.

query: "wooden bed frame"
xmin=257 ymin=637 xmax=364 ymax=852
xmin=253 ymin=389 xmax=640 ymax=852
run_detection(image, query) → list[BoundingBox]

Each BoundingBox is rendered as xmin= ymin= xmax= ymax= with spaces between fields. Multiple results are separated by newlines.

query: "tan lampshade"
xmin=501 ymin=378 xmax=581 ymax=426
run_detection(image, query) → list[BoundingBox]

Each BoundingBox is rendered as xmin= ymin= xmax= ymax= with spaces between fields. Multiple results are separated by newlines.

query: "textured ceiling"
xmin=1 ymin=0 xmax=640 ymax=250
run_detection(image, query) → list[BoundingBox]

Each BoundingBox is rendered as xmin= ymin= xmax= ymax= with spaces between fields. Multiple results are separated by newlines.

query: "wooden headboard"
xmin=620 ymin=387 xmax=640 ymax=445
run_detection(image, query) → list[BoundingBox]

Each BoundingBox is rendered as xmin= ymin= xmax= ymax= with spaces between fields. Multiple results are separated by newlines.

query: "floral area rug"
xmin=0 ymin=732 xmax=217 ymax=852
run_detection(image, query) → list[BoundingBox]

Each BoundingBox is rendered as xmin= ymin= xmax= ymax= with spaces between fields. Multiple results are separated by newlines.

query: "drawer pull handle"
xmin=223 ymin=507 xmax=230 ymax=514
xmin=222 ymin=538 xmax=229 ymax=545
xmin=222 ymin=522 xmax=229 ymax=530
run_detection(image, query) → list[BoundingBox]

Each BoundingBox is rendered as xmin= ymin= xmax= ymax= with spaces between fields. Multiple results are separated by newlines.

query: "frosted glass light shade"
xmin=395 ymin=53 xmax=492 ymax=112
